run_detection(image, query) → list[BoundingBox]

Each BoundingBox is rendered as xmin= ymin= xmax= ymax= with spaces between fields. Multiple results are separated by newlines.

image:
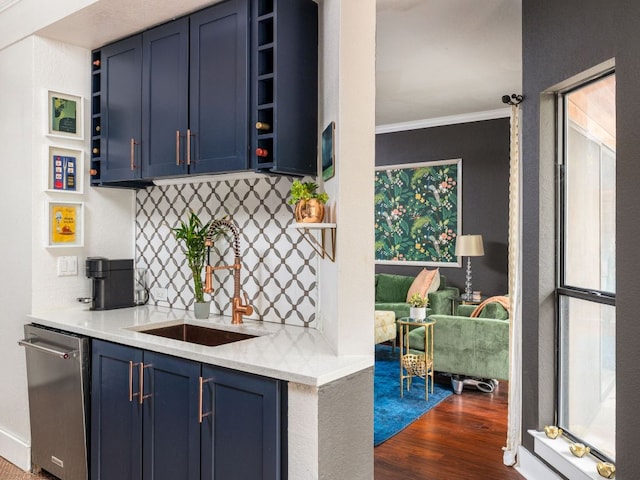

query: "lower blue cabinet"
xmin=91 ymin=339 xmax=285 ymax=480
xmin=200 ymin=365 xmax=284 ymax=480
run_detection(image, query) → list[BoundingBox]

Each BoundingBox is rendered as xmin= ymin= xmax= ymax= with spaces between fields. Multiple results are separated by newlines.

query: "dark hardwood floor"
xmin=374 ymin=375 xmax=524 ymax=479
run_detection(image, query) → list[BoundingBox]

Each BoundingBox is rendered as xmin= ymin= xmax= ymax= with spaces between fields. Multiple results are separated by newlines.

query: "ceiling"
xmin=376 ymin=0 xmax=522 ymax=127
xmin=36 ymin=0 xmax=522 ymax=129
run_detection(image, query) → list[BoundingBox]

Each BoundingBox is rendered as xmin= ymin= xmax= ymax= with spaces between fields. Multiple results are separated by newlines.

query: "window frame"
xmin=555 ymin=70 xmax=616 ymax=463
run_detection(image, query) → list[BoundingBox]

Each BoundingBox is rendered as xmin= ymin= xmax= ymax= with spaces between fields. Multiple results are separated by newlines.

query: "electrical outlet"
xmin=152 ymin=287 xmax=168 ymax=301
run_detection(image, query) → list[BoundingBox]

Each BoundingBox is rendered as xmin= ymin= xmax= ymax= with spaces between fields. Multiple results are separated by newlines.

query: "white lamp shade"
xmin=455 ymin=234 xmax=484 ymax=257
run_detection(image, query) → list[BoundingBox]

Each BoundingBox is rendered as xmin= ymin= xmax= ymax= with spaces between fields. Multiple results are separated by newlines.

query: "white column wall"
xmin=318 ymin=0 xmax=376 ymax=356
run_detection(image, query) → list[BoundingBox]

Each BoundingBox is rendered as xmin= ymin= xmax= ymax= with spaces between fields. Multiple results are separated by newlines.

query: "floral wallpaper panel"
xmin=374 ymin=159 xmax=461 ymax=266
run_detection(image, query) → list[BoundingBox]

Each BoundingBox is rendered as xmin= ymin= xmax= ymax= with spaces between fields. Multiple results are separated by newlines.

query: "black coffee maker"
xmin=85 ymin=257 xmax=135 ymax=310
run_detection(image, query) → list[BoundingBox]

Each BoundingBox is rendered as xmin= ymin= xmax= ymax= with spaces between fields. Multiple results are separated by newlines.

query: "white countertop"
xmin=28 ymin=305 xmax=373 ymax=387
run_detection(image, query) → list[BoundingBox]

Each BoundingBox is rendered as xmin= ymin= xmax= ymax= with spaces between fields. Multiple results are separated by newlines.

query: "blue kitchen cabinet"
xmin=98 ymin=35 xmax=148 ymax=186
xmin=142 ymin=0 xmax=249 ymax=178
xmin=201 ymin=365 xmax=284 ymax=479
xmin=141 ymin=18 xmax=190 ymax=179
xmin=91 ymin=340 xmax=143 ymax=480
xmin=92 ymin=340 xmax=286 ymax=480
xmin=91 ymin=341 xmax=201 ymax=480
xmin=189 ymin=0 xmax=250 ymax=175
xmin=251 ymin=0 xmax=318 ymax=176
xmin=93 ymin=0 xmax=249 ymax=185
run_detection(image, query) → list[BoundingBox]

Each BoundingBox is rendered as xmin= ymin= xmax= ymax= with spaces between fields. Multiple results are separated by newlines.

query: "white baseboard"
xmin=0 ymin=427 xmax=30 ymax=471
xmin=516 ymin=445 xmax=562 ymax=480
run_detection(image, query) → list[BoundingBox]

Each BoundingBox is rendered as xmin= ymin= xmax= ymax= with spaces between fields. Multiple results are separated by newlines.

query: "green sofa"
xmin=408 ymin=301 xmax=510 ymax=394
xmin=374 ymin=273 xmax=460 ymax=320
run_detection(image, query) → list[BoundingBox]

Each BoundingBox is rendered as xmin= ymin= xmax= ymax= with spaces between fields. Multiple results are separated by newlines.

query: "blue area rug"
xmin=374 ymin=344 xmax=453 ymax=446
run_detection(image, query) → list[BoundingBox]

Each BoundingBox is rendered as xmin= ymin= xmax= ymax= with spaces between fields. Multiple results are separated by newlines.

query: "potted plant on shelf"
xmin=288 ymin=179 xmax=329 ymax=223
xmin=173 ymin=211 xmax=211 ymax=319
xmin=408 ymin=292 xmax=429 ymax=321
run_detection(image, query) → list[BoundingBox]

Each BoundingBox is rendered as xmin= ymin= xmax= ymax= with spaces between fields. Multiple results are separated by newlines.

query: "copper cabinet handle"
xmin=176 ymin=130 xmax=181 ymax=165
xmin=198 ymin=376 xmax=213 ymax=423
xmin=130 ymin=138 xmax=139 ymax=170
xmin=129 ymin=361 xmax=140 ymax=402
xmin=139 ymin=362 xmax=153 ymax=405
xmin=186 ymin=129 xmax=192 ymax=166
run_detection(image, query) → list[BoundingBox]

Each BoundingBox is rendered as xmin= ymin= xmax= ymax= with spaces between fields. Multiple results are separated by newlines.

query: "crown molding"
xmin=376 ymin=107 xmax=511 ymax=134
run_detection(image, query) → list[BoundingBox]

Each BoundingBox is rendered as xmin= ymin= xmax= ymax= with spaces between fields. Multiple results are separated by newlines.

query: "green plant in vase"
xmin=288 ymin=179 xmax=329 ymax=223
xmin=173 ymin=211 xmax=210 ymax=316
xmin=408 ymin=292 xmax=429 ymax=321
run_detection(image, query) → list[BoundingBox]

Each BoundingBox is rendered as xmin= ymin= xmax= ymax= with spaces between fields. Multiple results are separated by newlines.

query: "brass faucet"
xmin=204 ymin=218 xmax=253 ymax=324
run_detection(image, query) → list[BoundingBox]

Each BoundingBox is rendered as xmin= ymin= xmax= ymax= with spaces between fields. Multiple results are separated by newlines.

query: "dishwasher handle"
xmin=18 ymin=338 xmax=77 ymax=360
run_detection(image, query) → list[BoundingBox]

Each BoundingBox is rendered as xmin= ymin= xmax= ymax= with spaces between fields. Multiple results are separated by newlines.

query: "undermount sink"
xmin=136 ymin=323 xmax=257 ymax=347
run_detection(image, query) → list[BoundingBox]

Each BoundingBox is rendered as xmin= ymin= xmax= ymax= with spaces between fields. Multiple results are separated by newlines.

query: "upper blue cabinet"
xmin=251 ymin=0 xmax=318 ymax=176
xmin=91 ymin=0 xmax=318 ymax=188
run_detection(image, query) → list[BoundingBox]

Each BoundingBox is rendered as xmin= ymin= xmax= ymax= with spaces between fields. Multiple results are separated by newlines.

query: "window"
xmin=557 ymin=72 xmax=616 ymax=461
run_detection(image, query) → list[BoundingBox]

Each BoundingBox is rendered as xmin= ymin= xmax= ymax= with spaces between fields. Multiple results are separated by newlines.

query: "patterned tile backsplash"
xmin=135 ymin=176 xmax=317 ymax=327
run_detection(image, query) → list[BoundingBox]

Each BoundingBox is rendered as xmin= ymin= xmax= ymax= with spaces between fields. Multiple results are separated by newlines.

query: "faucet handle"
xmin=242 ymin=291 xmax=253 ymax=316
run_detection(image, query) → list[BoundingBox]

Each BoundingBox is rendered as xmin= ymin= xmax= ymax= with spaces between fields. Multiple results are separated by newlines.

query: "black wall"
xmin=375 ymin=118 xmax=510 ymax=297
xmin=522 ymin=0 xmax=640 ymax=475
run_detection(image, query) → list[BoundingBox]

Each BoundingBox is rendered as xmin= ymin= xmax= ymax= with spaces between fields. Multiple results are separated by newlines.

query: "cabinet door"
xmin=100 ymin=35 xmax=143 ymax=182
xmin=142 ymin=18 xmax=189 ymax=178
xmin=142 ymin=351 xmax=201 ymax=480
xmin=190 ymin=0 xmax=250 ymax=174
xmin=91 ymin=340 xmax=143 ymax=480
xmin=201 ymin=365 xmax=283 ymax=480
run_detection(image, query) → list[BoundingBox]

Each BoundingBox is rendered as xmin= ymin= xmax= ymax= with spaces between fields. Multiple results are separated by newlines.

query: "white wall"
xmin=31 ymin=37 xmax=135 ymax=314
xmin=0 ymin=35 xmax=135 ymax=469
xmin=0 ymin=35 xmax=36 ymax=469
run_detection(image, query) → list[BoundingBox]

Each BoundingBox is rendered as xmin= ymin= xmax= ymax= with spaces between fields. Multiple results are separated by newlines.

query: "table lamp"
xmin=455 ymin=234 xmax=484 ymax=300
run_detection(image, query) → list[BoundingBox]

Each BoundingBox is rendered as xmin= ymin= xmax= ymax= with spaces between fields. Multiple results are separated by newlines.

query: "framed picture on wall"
xmin=47 ymin=90 xmax=83 ymax=140
xmin=46 ymin=146 xmax=83 ymax=194
xmin=321 ymin=121 xmax=335 ymax=181
xmin=45 ymin=201 xmax=84 ymax=248
xmin=374 ymin=158 xmax=462 ymax=266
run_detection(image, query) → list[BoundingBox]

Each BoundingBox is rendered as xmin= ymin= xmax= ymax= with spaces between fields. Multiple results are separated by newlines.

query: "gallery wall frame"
xmin=45 ymin=145 xmax=83 ymax=194
xmin=45 ymin=200 xmax=84 ymax=248
xmin=47 ymin=90 xmax=84 ymax=140
xmin=374 ymin=158 xmax=462 ymax=267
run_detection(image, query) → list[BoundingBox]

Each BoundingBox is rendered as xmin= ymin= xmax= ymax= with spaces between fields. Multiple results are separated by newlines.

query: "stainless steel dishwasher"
xmin=19 ymin=324 xmax=89 ymax=480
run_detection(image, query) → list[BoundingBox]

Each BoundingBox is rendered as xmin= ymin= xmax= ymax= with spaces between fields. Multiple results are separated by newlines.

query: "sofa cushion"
xmin=374 ymin=302 xmax=411 ymax=321
xmin=405 ymin=268 xmax=440 ymax=302
xmin=477 ymin=302 xmax=509 ymax=320
xmin=375 ymin=274 xmax=415 ymax=303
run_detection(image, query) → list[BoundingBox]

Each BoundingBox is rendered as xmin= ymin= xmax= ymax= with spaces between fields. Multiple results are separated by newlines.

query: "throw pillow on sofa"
xmin=375 ymin=274 xmax=415 ymax=303
xmin=405 ymin=268 xmax=440 ymax=302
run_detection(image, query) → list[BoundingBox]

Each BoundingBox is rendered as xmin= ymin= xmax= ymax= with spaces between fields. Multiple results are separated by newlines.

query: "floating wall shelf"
xmin=288 ymin=223 xmax=336 ymax=262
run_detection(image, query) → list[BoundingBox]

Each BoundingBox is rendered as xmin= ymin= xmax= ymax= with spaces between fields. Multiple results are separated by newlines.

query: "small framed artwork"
xmin=46 ymin=201 xmax=84 ymax=248
xmin=321 ymin=121 xmax=335 ymax=181
xmin=46 ymin=146 xmax=83 ymax=194
xmin=47 ymin=90 xmax=83 ymax=140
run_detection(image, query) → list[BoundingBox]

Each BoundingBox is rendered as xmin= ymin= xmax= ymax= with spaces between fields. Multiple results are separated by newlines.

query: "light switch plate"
xmin=57 ymin=256 xmax=78 ymax=276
